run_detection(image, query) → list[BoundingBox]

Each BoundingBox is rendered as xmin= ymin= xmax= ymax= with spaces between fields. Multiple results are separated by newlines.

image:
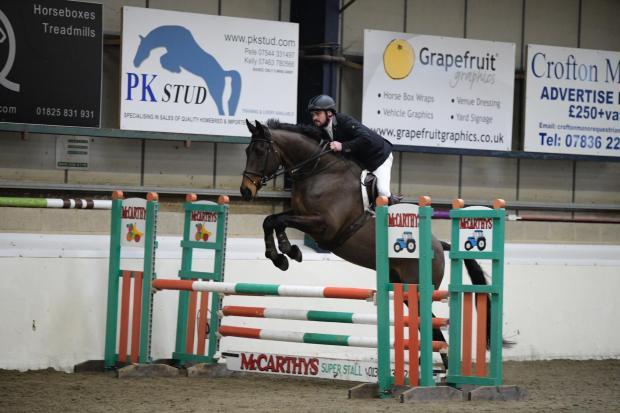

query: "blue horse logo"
xmin=133 ymin=25 xmax=241 ymax=116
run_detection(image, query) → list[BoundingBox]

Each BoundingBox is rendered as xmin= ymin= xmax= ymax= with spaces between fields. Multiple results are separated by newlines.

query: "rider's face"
xmin=311 ymin=110 xmax=331 ymax=128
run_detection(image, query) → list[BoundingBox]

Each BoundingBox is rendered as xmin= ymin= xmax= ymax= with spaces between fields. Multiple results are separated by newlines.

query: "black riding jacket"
xmin=324 ymin=113 xmax=392 ymax=171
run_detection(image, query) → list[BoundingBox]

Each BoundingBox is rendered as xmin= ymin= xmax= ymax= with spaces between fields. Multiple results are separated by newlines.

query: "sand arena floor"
xmin=1 ymin=359 xmax=618 ymax=412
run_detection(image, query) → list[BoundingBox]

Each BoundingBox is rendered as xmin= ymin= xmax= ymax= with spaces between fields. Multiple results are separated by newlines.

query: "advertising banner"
xmin=363 ymin=30 xmax=515 ymax=151
xmin=189 ymin=201 xmax=218 ymax=243
xmin=387 ymin=203 xmax=419 ymax=258
xmin=225 ymin=352 xmax=422 ymax=383
xmin=120 ymin=198 xmax=148 ymax=248
xmin=456 ymin=206 xmax=494 ymax=253
xmin=120 ymin=7 xmax=298 ymax=136
xmin=524 ymin=44 xmax=620 ymax=157
xmin=0 ymin=0 xmax=102 ymax=127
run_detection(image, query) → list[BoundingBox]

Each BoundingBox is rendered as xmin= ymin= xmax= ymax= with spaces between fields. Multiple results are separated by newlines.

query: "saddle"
xmin=360 ymin=171 xmax=402 ymax=210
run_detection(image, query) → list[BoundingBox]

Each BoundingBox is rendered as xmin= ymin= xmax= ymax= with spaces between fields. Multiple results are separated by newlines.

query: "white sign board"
xmin=120 ymin=198 xmax=147 ymax=248
xmin=524 ymin=44 xmax=620 ymax=157
xmin=457 ymin=206 xmax=493 ymax=252
xmin=190 ymin=201 xmax=218 ymax=243
xmin=225 ymin=352 xmax=438 ymax=383
xmin=363 ymin=30 xmax=515 ymax=151
xmin=120 ymin=7 xmax=298 ymax=136
xmin=55 ymin=136 xmax=89 ymax=169
xmin=387 ymin=203 xmax=420 ymax=258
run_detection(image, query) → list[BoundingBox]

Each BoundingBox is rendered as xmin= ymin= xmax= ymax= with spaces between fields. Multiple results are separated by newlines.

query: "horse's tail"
xmin=440 ymin=241 xmax=513 ymax=349
xmin=225 ymin=70 xmax=242 ymax=115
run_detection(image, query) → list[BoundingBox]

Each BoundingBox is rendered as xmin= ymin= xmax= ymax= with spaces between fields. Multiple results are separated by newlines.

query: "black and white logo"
xmin=0 ymin=9 xmax=20 ymax=92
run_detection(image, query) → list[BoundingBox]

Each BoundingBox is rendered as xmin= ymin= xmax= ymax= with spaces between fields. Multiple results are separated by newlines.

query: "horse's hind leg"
xmin=432 ymin=318 xmax=449 ymax=371
xmin=263 ymin=215 xmax=289 ymax=271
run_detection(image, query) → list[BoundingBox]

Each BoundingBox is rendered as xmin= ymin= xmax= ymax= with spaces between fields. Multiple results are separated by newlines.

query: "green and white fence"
xmin=102 ymin=191 xmax=507 ymax=399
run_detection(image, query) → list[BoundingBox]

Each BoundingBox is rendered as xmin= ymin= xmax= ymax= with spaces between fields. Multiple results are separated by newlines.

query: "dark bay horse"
xmin=240 ymin=119 xmax=494 ymax=363
xmin=239 ymin=119 xmax=488 ymax=290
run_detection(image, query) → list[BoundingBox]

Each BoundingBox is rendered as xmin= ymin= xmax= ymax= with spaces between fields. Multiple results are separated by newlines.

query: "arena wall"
xmin=1 ymin=233 xmax=618 ymax=372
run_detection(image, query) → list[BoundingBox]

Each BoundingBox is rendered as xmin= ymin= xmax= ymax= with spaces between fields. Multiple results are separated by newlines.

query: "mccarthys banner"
xmin=120 ymin=7 xmax=298 ymax=136
xmin=362 ymin=30 xmax=515 ymax=151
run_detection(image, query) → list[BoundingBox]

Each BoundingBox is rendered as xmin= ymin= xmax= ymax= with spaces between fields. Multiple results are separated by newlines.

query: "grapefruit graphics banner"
xmin=120 ymin=7 xmax=298 ymax=136
xmin=0 ymin=0 xmax=102 ymax=127
xmin=524 ymin=44 xmax=620 ymax=157
xmin=363 ymin=30 xmax=514 ymax=151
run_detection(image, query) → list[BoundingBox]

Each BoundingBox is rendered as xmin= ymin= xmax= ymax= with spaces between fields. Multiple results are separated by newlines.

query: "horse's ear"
xmin=255 ymin=120 xmax=269 ymax=136
xmin=139 ymin=35 xmax=144 ymax=40
xmin=246 ymin=119 xmax=257 ymax=134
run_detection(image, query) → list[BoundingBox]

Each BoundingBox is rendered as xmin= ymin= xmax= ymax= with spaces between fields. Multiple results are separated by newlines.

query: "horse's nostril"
xmin=240 ymin=186 xmax=252 ymax=201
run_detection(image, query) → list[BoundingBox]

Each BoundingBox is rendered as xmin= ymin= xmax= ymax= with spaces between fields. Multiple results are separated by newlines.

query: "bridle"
xmin=242 ymin=134 xmax=281 ymax=188
xmin=242 ymin=128 xmax=333 ymax=188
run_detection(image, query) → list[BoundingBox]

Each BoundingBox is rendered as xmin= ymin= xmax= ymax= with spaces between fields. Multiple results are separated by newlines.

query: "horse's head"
xmin=133 ymin=35 xmax=151 ymax=68
xmin=240 ymin=120 xmax=281 ymax=201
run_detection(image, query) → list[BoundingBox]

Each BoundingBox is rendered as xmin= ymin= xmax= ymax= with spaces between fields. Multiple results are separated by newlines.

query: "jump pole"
xmin=218 ymin=325 xmax=448 ymax=351
xmin=221 ymin=305 xmax=449 ymax=328
xmin=0 ymin=196 xmax=112 ymax=209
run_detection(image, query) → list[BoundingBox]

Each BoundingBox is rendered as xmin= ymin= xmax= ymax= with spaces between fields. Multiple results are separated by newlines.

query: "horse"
xmin=133 ymin=25 xmax=241 ymax=115
xmin=239 ymin=119 xmax=492 ymax=362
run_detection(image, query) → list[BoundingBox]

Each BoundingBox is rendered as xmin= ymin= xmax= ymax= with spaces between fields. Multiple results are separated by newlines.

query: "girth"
xmin=317 ymin=211 xmax=372 ymax=251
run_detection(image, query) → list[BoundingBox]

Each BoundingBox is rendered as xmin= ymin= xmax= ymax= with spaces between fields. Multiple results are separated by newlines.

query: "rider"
xmin=307 ymin=94 xmax=398 ymax=205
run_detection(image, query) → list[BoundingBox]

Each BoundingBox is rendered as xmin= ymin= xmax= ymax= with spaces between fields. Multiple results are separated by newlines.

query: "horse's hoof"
xmin=274 ymin=254 xmax=289 ymax=271
xmin=265 ymin=250 xmax=277 ymax=261
xmin=289 ymin=245 xmax=302 ymax=262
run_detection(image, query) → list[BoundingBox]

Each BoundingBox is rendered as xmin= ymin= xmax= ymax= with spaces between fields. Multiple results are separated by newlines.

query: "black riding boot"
xmin=387 ymin=195 xmax=402 ymax=206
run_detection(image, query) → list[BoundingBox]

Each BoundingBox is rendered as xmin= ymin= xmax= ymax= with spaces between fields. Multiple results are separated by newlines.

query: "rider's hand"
xmin=330 ymin=141 xmax=343 ymax=152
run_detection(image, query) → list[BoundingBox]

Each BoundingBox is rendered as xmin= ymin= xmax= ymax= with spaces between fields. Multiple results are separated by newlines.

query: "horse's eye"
xmin=254 ymin=143 xmax=267 ymax=155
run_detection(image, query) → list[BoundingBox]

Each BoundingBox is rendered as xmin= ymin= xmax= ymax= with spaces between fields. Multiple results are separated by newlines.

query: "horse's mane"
xmin=266 ymin=119 xmax=324 ymax=143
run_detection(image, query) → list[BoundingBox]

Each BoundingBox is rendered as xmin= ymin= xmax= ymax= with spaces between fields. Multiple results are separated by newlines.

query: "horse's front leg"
xmin=263 ymin=214 xmax=289 ymax=271
xmin=263 ymin=212 xmax=327 ymax=271
xmin=274 ymin=210 xmax=315 ymax=263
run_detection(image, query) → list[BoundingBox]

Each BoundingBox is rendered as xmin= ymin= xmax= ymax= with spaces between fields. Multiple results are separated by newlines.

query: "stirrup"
xmin=387 ymin=195 xmax=403 ymax=206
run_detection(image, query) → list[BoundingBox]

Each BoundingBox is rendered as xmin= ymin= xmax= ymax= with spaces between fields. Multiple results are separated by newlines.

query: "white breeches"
xmin=372 ymin=153 xmax=393 ymax=197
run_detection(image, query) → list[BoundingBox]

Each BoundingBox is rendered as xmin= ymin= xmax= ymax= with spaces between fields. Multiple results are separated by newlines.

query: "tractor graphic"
xmin=393 ymin=231 xmax=416 ymax=253
xmin=464 ymin=229 xmax=486 ymax=251
xmin=126 ymin=223 xmax=143 ymax=243
xmin=195 ymin=223 xmax=213 ymax=242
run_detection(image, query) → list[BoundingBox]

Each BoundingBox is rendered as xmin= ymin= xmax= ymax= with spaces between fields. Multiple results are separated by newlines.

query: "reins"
xmin=243 ymin=134 xmax=333 ymax=187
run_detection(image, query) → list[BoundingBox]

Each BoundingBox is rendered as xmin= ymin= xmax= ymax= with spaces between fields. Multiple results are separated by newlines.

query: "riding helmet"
xmin=308 ymin=95 xmax=337 ymax=113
